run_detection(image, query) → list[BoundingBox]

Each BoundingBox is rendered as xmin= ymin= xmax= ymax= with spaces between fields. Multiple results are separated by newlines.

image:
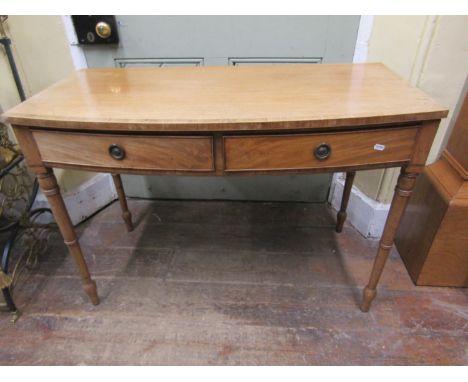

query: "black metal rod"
xmin=1 ymin=222 xmax=19 ymax=272
xmin=2 ymin=288 xmax=17 ymax=312
xmin=0 ymin=37 xmax=26 ymax=102
xmin=0 ymin=154 xmax=23 ymax=179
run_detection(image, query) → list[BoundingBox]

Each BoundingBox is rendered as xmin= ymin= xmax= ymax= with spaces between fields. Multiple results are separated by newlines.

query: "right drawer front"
xmin=224 ymin=127 xmax=419 ymax=172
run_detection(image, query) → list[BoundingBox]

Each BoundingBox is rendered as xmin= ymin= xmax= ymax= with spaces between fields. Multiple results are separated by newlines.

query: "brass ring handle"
xmin=314 ymin=143 xmax=331 ymax=160
xmin=109 ymin=144 xmax=125 ymax=160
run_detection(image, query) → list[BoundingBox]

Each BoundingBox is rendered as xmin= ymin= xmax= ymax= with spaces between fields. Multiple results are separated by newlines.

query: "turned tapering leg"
xmin=37 ymin=168 xmax=99 ymax=305
xmin=111 ymin=174 xmax=134 ymax=232
xmin=360 ymin=168 xmax=417 ymax=312
xmin=335 ymin=171 xmax=356 ymax=233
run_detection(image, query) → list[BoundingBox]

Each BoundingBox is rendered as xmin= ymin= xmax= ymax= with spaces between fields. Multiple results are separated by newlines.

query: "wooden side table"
xmin=3 ymin=64 xmax=448 ymax=311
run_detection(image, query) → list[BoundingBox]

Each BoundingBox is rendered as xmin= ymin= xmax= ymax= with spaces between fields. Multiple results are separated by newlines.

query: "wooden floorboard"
xmin=1 ymin=200 xmax=467 ymax=365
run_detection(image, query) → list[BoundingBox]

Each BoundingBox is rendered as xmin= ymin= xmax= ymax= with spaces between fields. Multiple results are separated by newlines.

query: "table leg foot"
xmin=335 ymin=171 xmax=355 ymax=233
xmin=360 ymin=286 xmax=377 ymax=312
xmin=112 ymin=174 xmax=134 ymax=232
xmin=122 ymin=211 xmax=134 ymax=233
xmin=83 ymin=277 xmax=100 ymax=305
xmin=335 ymin=211 xmax=347 ymax=233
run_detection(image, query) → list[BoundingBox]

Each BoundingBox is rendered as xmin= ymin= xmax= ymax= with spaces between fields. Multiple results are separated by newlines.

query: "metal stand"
xmin=1 ymin=155 xmax=53 ymax=322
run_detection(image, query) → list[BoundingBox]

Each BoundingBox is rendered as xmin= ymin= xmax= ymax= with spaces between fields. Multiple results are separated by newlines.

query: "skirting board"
xmin=329 ymin=173 xmax=390 ymax=238
xmin=33 ymin=173 xmax=117 ymax=226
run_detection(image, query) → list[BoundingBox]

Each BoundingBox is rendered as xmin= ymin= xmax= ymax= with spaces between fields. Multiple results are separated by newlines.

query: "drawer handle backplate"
xmin=314 ymin=143 xmax=331 ymax=160
xmin=109 ymin=144 xmax=125 ymax=160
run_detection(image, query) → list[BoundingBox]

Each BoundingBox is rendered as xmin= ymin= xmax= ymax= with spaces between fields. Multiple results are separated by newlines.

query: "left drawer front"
xmin=32 ymin=131 xmax=214 ymax=172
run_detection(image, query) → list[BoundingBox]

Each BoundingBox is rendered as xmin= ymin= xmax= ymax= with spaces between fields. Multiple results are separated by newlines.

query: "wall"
xmin=0 ymin=15 xmax=94 ymax=193
xmin=355 ymin=15 xmax=468 ymax=203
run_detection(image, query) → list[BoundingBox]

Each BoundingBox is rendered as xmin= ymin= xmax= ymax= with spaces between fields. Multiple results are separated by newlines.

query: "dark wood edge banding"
xmin=5 ymin=111 xmax=448 ymax=132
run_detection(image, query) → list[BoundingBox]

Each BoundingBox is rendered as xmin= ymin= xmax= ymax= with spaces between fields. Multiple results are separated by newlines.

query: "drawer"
xmin=224 ymin=127 xmax=419 ymax=172
xmin=32 ymin=131 xmax=214 ymax=172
